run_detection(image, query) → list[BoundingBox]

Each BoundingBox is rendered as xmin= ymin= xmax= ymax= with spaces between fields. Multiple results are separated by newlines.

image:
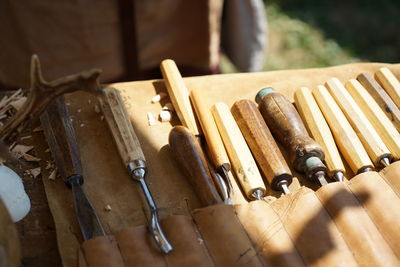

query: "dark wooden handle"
xmin=169 ymin=126 xmax=222 ymax=206
xmin=357 ymin=72 xmax=400 ymax=132
xmin=40 ymin=96 xmax=82 ymax=179
xmin=257 ymin=90 xmax=324 ymax=172
xmin=231 ymin=100 xmax=292 ymax=190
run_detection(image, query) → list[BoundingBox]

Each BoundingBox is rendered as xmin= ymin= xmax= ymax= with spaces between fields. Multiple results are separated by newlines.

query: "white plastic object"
xmin=159 ymin=110 xmax=172 ymax=122
xmin=0 ymin=165 xmax=31 ymax=222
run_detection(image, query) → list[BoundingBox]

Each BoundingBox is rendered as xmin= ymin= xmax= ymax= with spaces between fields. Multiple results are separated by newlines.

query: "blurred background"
xmin=221 ymin=0 xmax=400 ymax=73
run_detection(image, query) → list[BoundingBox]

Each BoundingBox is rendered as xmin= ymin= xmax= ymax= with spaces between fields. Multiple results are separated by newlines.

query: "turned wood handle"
xmin=168 ymin=126 xmax=222 ymax=206
xmin=160 ymin=59 xmax=200 ymax=136
xmin=40 ymin=96 xmax=82 ymax=179
xmin=312 ymin=85 xmax=373 ymax=174
xmin=375 ymin=67 xmax=400 ymax=108
xmin=231 ymin=99 xmax=292 ymax=190
xmin=98 ymin=87 xmax=145 ymax=167
xmin=190 ymin=88 xmax=230 ymax=171
xmin=357 ymin=72 xmax=400 ymax=132
xmin=294 ymin=87 xmax=345 ymax=177
xmin=257 ymin=88 xmax=324 ymax=173
xmin=325 ymin=78 xmax=391 ymax=166
xmin=345 ymin=79 xmax=400 ymax=160
xmin=212 ymin=102 xmax=266 ymax=199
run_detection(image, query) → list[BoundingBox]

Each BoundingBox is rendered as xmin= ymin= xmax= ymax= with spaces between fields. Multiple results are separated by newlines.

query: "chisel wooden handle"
xmin=190 ymin=88 xmax=230 ymax=171
xmin=231 ymin=100 xmax=292 ymax=191
xmin=169 ymin=126 xmax=222 ymax=206
xmin=345 ymin=79 xmax=400 ymax=160
xmin=312 ymin=85 xmax=374 ymax=174
xmin=256 ymin=88 xmax=325 ymax=174
xmin=375 ymin=67 xmax=400 ymax=108
xmin=160 ymin=59 xmax=200 ymax=136
xmin=357 ymin=72 xmax=400 ymax=132
xmin=212 ymin=102 xmax=266 ymax=199
xmin=98 ymin=87 xmax=145 ymax=166
xmin=40 ymin=96 xmax=82 ymax=179
xmin=294 ymin=87 xmax=345 ymax=180
xmin=326 ymin=78 xmax=392 ymax=167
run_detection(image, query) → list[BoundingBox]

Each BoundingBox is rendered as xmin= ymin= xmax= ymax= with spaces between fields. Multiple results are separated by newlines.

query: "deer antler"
xmin=0 ymin=55 xmax=102 ymax=143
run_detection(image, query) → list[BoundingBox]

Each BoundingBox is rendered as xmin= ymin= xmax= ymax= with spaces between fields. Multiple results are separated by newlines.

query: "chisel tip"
xmin=333 ymin=171 xmax=345 ymax=182
xmin=380 ymin=157 xmax=391 ymax=168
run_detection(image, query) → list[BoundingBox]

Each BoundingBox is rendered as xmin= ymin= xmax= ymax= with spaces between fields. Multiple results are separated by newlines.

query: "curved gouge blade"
xmin=312 ymin=85 xmax=374 ymax=174
xmin=294 ymin=87 xmax=345 ymax=180
xmin=211 ymin=102 xmax=266 ymax=200
xmin=99 ymin=87 xmax=172 ymax=253
xmin=326 ymin=78 xmax=392 ymax=167
xmin=346 ymin=79 xmax=400 ymax=161
xmin=160 ymin=59 xmax=200 ymax=136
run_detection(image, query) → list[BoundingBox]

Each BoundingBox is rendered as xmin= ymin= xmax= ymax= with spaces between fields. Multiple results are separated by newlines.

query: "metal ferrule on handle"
xmin=128 ymin=160 xmax=173 ymax=254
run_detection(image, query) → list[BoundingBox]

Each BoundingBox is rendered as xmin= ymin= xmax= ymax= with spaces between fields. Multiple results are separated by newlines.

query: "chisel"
xmin=326 ymin=78 xmax=392 ymax=168
xmin=256 ymin=88 xmax=329 ymax=186
xmin=98 ymin=87 xmax=172 ymax=253
xmin=375 ymin=67 xmax=400 ymax=108
xmin=40 ymin=96 xmax=105 ymax=241
xmin=230 ymin=99 xmax=292 ymax=194
xmin=357 ymin=72 xmax=400 ymax=132
xmin=161 ymin=60 xmax=231 ymax=203
xmin=294 ymin=87 xmax=345 ymax=182
xmin=212 ymin=102 xmax=267 ymax=200
xmin=169 ymin=126 xmax=223 ymax=206
xmin=312 ymin=85 xmax=374 ymax=174
xmin=345 ymin=79 xmax=400 ymax=161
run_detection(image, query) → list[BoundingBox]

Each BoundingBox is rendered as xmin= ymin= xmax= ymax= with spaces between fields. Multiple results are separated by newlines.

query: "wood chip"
xmin=104 ymin=205 xmax=112 ymax=212
xmin=29 ymin=167 xmax=41 ymax=178
xmin=80 ymin=123 xmax=85 ymax=127
xmin=20 ymin=135 xmax=32 ymax=140
xmin=33 ymin=126 xmax=43 ymax=132
xmin=147 ymin=112 xmax=156 ymax=126
xmin=11 ymin=144 xmax=34 ymax=156
xmin=48 ymin=168 xmax=57 ymax=180
xmin=45 ymin=148 xmax=50 ymax=153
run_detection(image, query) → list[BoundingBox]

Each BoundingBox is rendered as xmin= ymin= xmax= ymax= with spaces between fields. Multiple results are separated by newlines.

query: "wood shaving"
xmin=77 ymin=109 xmax=81 ymax=113
xmin=48 ymin=168 xmax=57 ymax=180
xmin=28 ymin=167 xmax=41 ymax=178
xmin=104 ymin=204 xmax=112 ymax=212
xmin=11 ymin=144 xmax=34 ymax=156
xmin=21 ymin=153 xmax=40 ymax=162
xmin=20 ymin=135 xmax=32 ymax=140
xmin=45 ymin=161 xmax=53 ymax=170
xmin=33 ymin=126 xmax=43 ymax=132
xmin=45 ymin=148 xmax=50 ymax=153
xmin=80 ymin=123 xmax=85 ymax=127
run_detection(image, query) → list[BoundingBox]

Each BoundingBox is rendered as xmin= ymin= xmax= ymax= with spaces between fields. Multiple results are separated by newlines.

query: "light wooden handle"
xmin=357 ymin=72 xmax=400 ymax=132
xmin=160 ymin=59 xmax=200 ymax=136
xmin=294 ymin=87 xmax=345 ymax=177
xmin=312 ymin=85 xmax=373 ymax=174
xmin=325 ymin=78 xmax=391 ymax=166
xmin=211 ymin=102 xmax=266 ymax=199
xmin=99 ymin=87 xmax=145 ymax=166
xmin=375 ymin=67 xmax=400 ymax=108
xmin=190 ymin=88 xmax=230 ymax=170
xmin=345 ymin=79 xmax=400 ymax=160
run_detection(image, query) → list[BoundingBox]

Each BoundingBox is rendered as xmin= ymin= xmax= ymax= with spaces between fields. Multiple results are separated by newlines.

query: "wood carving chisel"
xmin=312 ymin=85 xmax=374 ymax=174
xmin=345 ymin=79 xmax=400 ymax=161
xmin=294 ymin=87 xmax=345 ymax=182
xmin=326 ymin=78 xmax=392 ymax=168
xmin=231 ymin=99 xmax=292 ymax=194
xmin=169 ymin=126 xmax=223 ymax=206
xmin=357 ymin=72 xmax=400 ymax=132
xmin=160 ymin=59 xmax=231 ymax=202
xmin=40 ymin=96 xmax=105 ymax=241
xmin=98 ymin=87 xmax=172 ymax=253
xmin=375 ymin=67 xmax=400 ymax=108
xmin=212 ymin=102 xmax=267 ymax=200
xmin=256 ymin=88 xmax=329 ymax=186
xmin=190 ymin=88 xmax=233 ymax=202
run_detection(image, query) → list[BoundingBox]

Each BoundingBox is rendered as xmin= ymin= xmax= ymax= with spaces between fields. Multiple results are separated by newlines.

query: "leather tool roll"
xmin=380 ymin=161 xmax=400 ymax=196
xmin=271 ymin=187 xmax=357 ymax=267
xmin=348 ymin=171 xmax=400 ymax=258
xmin=316 ymin=182 xmax=399 ymax=266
